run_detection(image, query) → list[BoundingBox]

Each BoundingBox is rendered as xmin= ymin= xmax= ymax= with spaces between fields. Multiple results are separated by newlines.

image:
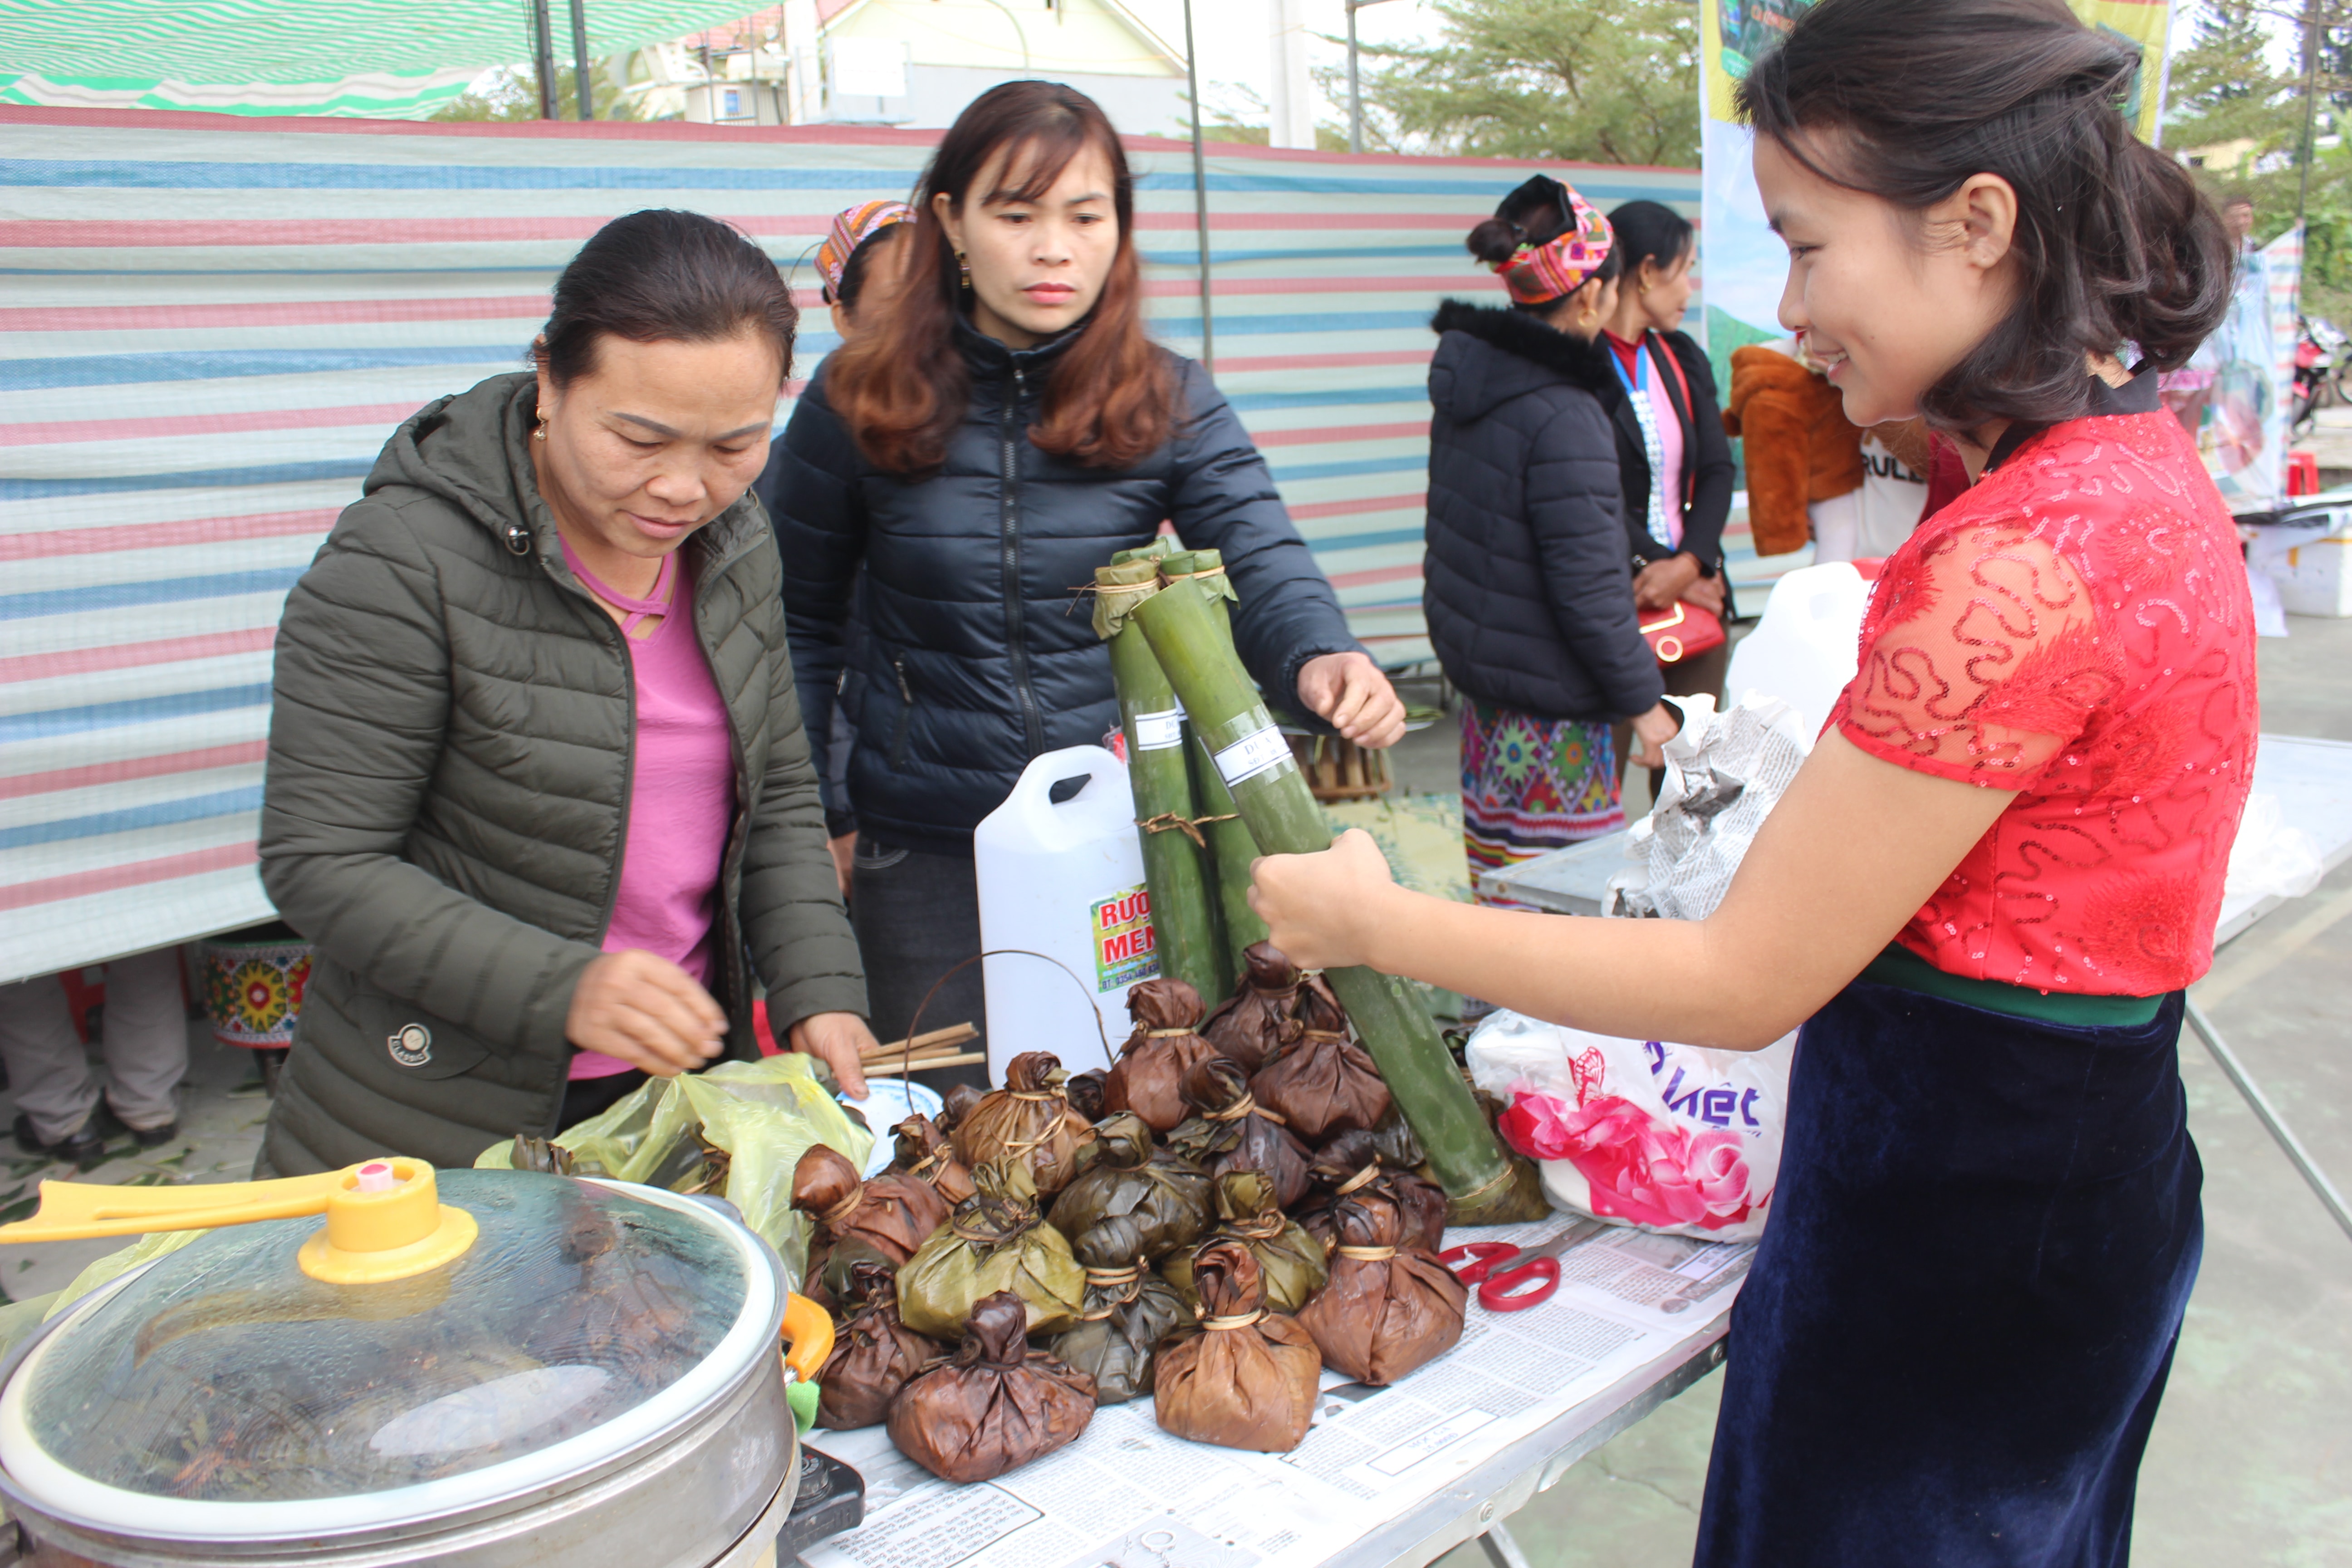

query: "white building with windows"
xmin=624 ymin=0 xmax=1190 ymax=137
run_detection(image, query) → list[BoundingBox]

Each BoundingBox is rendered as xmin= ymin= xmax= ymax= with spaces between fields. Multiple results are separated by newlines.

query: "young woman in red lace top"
xmin=1249 ymin=0 xmax=2246 ymax=1561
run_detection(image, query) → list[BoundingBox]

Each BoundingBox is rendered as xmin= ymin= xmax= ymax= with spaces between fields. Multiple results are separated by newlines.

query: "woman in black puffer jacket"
xmin=765 ymin=82 xmax=1401 ymax=1065
xmin=1423 ymin=176 xmax=1680 ymax=899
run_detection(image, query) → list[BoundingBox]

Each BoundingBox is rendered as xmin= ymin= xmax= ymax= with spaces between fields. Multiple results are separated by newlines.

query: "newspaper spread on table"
xmin=803 ymin=1220 xmax=1752 ymax=1568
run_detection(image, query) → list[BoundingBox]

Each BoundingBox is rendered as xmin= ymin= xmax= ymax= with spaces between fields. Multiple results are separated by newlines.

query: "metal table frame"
xmin=1323 ymin=1328 xmax=1730 ymax=1568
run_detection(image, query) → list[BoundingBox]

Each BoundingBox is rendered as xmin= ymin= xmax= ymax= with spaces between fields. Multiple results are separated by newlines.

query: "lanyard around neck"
xmin=1607 ymin=334 xmax=1675 ymax=553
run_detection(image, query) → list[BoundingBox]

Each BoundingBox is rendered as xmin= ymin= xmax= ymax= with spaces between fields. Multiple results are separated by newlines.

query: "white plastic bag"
xmin=2223 ymin=792 xmax=2324 ymax=903
xmin=1466 ymin=1012 xmax=1790 ymax=1243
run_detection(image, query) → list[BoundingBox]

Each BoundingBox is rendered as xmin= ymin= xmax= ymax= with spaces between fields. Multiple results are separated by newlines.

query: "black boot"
xmin=13 ymin=1113 xmax=105 ymax=1170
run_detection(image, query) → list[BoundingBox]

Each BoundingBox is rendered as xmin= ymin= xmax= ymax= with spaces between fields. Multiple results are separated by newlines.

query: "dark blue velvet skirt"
xmin=1692 ymin=981 xmax=2200 ymax=1568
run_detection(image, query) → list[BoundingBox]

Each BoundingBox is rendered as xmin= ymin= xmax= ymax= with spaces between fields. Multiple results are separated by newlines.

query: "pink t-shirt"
xmin=1607 ymin=332 xmax=1687 ymax=550
xmin=568 ymin=558 xmax=739 ymax=1081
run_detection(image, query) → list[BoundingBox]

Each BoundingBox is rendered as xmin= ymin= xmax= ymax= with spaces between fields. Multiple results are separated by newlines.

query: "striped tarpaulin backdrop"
xmin=0 ymin=106 xmax=1702 ymax=980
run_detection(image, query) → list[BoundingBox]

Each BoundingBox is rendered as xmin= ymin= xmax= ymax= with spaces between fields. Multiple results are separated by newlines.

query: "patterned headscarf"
xmin=1486 ymin=176 xmax=1614 ymax=307
xmin=816 ymin=199 xmax=914 ymax=304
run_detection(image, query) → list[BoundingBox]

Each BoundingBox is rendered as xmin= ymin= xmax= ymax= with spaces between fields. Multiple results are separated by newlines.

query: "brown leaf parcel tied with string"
xmin=1160 ymin=1169 xmax=1328 ymax=1315
xmin=937 ymin=1083 xmax=985 ymax=1135
xmin=1123 ymin=558 xmax=1549 ymax=1226
xmin=1250 ymin=1019 xmax=1392 ymax=1142
xmin=1297 ymin=1128 xmax=1448 ymax=1255
xmin=1152 ymin=1241 xmax=1323 ymax=1454
xmin=1200 ymin=941 xmax=1309 ymax=1073
xmin=1294 ymin=1182 xmax=1467 ymax=1386
xmin=886 ymin=1289 xmax=1098 ymax=1484
xmin=1047 ymin=1214 xmax=1192 ymax=1404
xmin=889 ymin=1113 xmax=977 ymax=1208
xmin=951 ymin=1051 xmax=1095 ymax=1198
xmin=1103 ymin=978 xmax=1225 ymax=1132
xmin=1045 ymin=1111 xmax=1212 ymax=1261
xmin=817 ymin=1260 xmax=944 ymax=1431
xmin=792 ymin=1143 xmax=951 ymax=1266
xmin=1063 ymin=1068 xmax=1109 ymax=1125
xmin=892 ymin=1161 xmax=1086 ymax=1340
xmin=1164 ymin=1055 xmax=1314 ymax=1210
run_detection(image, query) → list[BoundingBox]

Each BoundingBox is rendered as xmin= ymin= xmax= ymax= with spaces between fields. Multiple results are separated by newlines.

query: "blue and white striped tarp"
xmin=0 ymin=105 xmax=1702 ymax=980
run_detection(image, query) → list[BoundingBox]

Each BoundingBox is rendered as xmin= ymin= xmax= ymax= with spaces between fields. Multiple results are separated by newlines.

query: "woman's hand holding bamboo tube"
xmin=1250 ymin=730 xmax=2017 ymax=1051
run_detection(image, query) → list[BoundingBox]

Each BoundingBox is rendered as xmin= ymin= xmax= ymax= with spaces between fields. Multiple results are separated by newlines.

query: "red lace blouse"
xmin=1828 ymin=385 xmax=2258 ymax=998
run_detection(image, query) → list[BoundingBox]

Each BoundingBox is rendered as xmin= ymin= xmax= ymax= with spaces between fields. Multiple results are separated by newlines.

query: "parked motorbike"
xmin=2292 ymin=315 xmax=2347 ymax=432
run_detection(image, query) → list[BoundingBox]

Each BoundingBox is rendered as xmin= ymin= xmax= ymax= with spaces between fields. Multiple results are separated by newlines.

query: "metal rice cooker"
xmin=0 ymin=1158 xmax=835 ymax=1567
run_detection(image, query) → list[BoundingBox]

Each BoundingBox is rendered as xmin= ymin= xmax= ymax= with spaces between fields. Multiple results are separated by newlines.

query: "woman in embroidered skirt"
xmin=1422 ymin=176 xmax=1682 ymax=902
xmin=1256 ymin=0 xmax=2246 ymax=1561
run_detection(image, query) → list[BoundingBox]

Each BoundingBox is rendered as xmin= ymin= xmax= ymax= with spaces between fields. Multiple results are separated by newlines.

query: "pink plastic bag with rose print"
xmin=1464 ymin=1010 xmax=1792 ymax=1243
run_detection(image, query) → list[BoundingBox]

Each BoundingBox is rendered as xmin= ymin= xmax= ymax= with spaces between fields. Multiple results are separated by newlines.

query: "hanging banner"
xmin=2162 ymin=225 xmax=2303 ymax=509
xmin=1699 ymin=0 xmax=2176 ymax=372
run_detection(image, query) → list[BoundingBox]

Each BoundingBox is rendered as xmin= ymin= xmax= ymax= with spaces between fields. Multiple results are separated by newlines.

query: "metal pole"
xmin=2295 ymin=0 xmax=2322 ymax=232
xmin=1347 ymin=0 xmax=1362 ymax=155
xmin=2185 ymin=998 xmax=2352 ymax=1245
xmin=1181 ymin=0 xmax=1215 ymax=376
xmin=529 ymin=0 xmax=560 ymax=119
xmin=569 ymin=0 xmax=594 ymax=119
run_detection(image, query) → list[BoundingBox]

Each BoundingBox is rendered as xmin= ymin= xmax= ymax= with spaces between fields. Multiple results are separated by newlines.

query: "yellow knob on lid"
xmin=298 ymin=1160 xmax=478 ymax=1284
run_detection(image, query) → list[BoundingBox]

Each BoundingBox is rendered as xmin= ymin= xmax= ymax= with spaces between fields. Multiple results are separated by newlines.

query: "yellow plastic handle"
xmin=0 ymin=1159 xmax=477 ymax=1285
xmin=781 ymin=1291 xmax=834 ymax=1385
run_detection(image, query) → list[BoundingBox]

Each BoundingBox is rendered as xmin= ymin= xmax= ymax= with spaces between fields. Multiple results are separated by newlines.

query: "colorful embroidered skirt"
xmin=1460 ymin=700 xmax=1624 ymax=903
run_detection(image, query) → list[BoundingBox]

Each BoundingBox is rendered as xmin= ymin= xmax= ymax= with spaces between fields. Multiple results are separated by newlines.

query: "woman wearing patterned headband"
xmin=1422 ymin=174 xmax=1682 ymax=905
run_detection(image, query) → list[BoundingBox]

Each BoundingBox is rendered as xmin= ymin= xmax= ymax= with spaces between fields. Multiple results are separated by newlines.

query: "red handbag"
xmin=1639 ymin=600 xmax=1726 ymax=664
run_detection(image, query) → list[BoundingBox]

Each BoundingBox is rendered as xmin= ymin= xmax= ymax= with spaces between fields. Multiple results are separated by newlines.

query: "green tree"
xmin=430 ymin=61 xmax=643 ymax=122
xmin=2167 ymin=0 xmax=2352 ymax=320
xmin=1335 ymin=0 xmax=1699 ymax=166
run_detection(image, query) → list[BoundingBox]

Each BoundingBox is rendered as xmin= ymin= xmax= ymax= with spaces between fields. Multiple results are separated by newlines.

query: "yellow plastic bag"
xmin=477 ymin=1055 xmax=873 ymax=1287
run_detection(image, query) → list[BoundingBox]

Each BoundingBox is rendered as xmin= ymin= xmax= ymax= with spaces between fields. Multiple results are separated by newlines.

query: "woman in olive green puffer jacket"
xmin=258 ymin=211 xmax=871 ymax=1175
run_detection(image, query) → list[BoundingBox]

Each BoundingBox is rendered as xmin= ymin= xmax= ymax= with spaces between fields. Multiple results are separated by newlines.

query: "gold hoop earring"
xmin=533 ymin=416 xmax=549 ymax=442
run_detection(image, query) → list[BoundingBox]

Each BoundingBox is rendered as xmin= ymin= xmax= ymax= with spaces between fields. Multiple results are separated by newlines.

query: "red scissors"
xmin=1438 ymin=1219 xmax=1605 ymax=1312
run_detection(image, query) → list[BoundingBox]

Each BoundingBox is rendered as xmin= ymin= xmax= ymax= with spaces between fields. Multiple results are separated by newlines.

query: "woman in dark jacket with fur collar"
xmin=1423 ymin=176 xmax=1680 ymax=900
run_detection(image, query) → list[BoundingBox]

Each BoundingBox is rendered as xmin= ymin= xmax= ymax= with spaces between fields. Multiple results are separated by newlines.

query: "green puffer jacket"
xmin=258 ymin=373 xmax=865 ymax=1174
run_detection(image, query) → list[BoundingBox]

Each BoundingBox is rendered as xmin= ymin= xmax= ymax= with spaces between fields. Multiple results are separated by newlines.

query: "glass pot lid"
xmin=0 ymin=1169 xmax=777 ymax=1540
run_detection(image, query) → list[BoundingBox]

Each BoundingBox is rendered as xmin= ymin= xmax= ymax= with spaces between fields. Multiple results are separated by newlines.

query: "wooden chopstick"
xmin=859 ymin=1022 xmax=979 ymax=1059
xmin=863 ymin=1051 xmax=986 ymax=1077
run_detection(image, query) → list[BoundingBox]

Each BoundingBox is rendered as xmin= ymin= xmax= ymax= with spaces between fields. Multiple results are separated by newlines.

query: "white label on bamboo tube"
xmin=1133 ymin=709 xmax=1184 ymax=750
xmin=1213 ymin=725 xmax=1291 ymax=786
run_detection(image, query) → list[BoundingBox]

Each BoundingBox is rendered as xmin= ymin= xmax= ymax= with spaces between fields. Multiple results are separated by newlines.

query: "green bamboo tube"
xmin=1156 ymin=550 xmax=1269 ymax=973
xmin=1096 ymin=553 xmax=1229 ymax=1004
xmin=1129 ymin=561 xmax=1528 ymax=1218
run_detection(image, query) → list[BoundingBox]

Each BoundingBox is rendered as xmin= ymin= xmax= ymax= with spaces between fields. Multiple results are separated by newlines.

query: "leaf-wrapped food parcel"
xmin=1153 ymin=1242 xmax=1322 ymax=1454
xmin=887 ymin=1290 xmax=1097 ymax=1482
xmin=1064 ymin=1068 xmax=1109 ymax=1125
xmin=1251 ymin=1025 xmax=1392 ymax=1142
xmin=1298 ymin=1129 xmax=1447 ymax=1254
xmin=1294 ymin=1187 xmax=1466 ymax=1385
xmin=1045 ymin=1112 xmax=1212 ymax=1261
xmin=1164 ymin=1056 xmax=1313 ymax=1209
xmin=792 ymin=1144 xmax=950 ymax=1265
xmin=808 ymin=1233 xmax=899 ymax=1316
xmin=1160 ymin=1170 xmax=1327 ymax=1314
xmin=818 ymin=1262 xmax=942 ymax=1431
xmin=939 ymin=1083 xmax=985 ymax=1134
xmin=1200 ymin=942 xmax=1310 ymax=1073
xmin=952 ymin=1051 xmax=1094 ymax=1196
xmin=1047 ymin=1215 xmax=1190 ymax=1405
xmin=890 ymin=1113 xmax=976 ymax=1208
xmin=1104 ymin=979 xmax=1225 ymax=1132
xmin=893 ymin=1163 xmax=1085 ymax=1339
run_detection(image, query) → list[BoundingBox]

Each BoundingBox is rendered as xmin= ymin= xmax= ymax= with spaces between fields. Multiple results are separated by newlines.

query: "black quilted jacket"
xmin=1422 ymin=301 xmax=1665 ymax=722
xmin=766 ymin=316 xmax=1361 ymax=854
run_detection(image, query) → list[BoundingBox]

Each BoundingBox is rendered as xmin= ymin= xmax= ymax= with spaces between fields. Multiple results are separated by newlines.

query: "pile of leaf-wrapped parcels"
xmin=805 ymin=951 xmax=1474 ymax=1485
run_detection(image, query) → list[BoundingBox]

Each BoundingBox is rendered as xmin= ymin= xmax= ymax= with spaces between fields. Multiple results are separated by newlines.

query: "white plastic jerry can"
xmin=973 ymin=745 xmax=1155 ymax=1083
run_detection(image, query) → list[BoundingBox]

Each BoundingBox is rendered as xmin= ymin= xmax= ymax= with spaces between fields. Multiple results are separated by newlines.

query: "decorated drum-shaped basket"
xmin=198 ymin=932 xmax=312 ymax=1049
